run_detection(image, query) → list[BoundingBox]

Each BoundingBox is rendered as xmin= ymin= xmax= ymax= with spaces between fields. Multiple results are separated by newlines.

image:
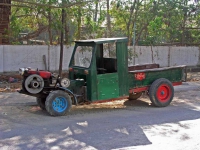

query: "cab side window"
xmin=96 ymin=43 xmax=117 ymax=74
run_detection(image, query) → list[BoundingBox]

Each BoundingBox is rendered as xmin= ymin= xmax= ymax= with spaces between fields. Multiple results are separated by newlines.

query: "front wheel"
xmin=45 ymin=90 xmax=72 ymax=116
xmin=149 ymin=78 xmax=174 ymax=107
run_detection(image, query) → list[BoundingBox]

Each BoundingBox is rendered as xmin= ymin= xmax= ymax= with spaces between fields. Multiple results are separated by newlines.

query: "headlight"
xmin=60 ymin=78 xmax=70 ymax=88
xmin=19 ymin=68 xmax=25 ymax=75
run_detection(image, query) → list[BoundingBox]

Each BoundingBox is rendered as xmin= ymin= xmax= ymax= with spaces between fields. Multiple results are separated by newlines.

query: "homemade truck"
xmin=18 ymin=37 xmax=186 ymax=116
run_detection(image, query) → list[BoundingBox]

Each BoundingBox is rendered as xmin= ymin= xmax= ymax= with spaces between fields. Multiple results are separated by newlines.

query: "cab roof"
xmin=74 ymin=37 xmax=128 ymax=44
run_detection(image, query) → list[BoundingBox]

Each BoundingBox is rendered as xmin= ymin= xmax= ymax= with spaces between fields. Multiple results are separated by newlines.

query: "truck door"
xmin=96 ymin=43 xmax=119 ymax=100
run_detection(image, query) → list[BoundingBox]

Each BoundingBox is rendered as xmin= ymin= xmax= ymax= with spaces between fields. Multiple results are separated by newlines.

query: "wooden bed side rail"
xmin=128 ymin=63 xmax=159 ymax=71
xmin=129 ymin=65 xmax=186 ymax=73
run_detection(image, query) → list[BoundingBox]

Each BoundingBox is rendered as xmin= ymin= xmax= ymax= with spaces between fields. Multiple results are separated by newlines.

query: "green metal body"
xmin=68 ymin=37 xmax=185 ymax=102
xmin=128 ymin=66 xmax=184 ymax=89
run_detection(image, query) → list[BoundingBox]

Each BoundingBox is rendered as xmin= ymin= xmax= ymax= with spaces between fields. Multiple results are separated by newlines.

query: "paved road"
xmin=0 ymin=82 xmax=200 ymax=150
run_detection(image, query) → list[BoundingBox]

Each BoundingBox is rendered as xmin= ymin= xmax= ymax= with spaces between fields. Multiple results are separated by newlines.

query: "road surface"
xmin=0 ymin=82 xmax=200 ymax=150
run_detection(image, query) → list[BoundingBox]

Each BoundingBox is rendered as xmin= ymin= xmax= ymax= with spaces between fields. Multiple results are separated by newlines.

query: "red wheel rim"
xmin=156 ymin=84 xmax=171 ymax=102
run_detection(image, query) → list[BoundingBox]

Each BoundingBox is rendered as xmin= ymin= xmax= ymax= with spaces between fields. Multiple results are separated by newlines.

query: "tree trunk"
xmin=77 ymin=7 xmax=81 ymax=40
xmin=181 ymin=13 xmax=187 ymax=46
xmin=65 ymin=21 xmax=69 ymax=44
xmin=126 ymin=0 xmax=136 ymax=45
xmin=59 ymin=8 xmax=65 ymax=77
xmin=94 ymin=0 xmax=99 ymax=22
xmin=48 ymin=1 xmax=52 ymax=45
xmin=107 ymin=0 xmax=111 ymax=37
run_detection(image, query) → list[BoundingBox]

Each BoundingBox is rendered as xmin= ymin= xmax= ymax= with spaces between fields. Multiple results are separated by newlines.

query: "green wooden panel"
xmin=87 ymin=46 xmax=98 ymax=101
xmin=129 ymin=68 xmax=183 ymax=88
xmin=97 ymin=73 xmax=119 ymax=100
xmin=116 ymin=42 xmax=129 ymax=96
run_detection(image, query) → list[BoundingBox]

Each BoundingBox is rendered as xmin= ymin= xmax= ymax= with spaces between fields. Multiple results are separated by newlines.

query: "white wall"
xmin=0 ymin=46 xmax=3 ymax=72
xmin=152 ymin=46 xmax=169 ymax=67
xmin=128 ymin=46 xmax=200 ymax=67
xmin=3 ymin=45 xmax=48 ymax=72
xmin=48 ymin=45 xmax=74 ymax=71
xmin=169 ymin=47 xmax=199 ymax=66
xmin=0 ymin=45 xmax=74 ymax=72
xmin=0 ymin=45 xmax=199 ymax=73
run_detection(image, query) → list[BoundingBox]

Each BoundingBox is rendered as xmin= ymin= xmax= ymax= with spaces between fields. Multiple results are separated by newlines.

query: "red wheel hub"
xmin=156 ymin=84 xmax=171 ymax=102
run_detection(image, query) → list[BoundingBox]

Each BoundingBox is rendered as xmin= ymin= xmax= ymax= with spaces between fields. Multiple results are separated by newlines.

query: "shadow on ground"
xmin=0 ymin=91 xmax=200 ymax=150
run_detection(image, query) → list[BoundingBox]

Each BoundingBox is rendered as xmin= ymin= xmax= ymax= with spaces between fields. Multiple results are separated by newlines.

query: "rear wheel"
xmin=36 ymin=97 xmax=46 ymax=110
xmin=149 ymin=78 xmax=174 ymax=107
xmin=45 ymin=90 xmax=72 ymax=116
xmin=129 ymin=92 xmax=142 ymax=100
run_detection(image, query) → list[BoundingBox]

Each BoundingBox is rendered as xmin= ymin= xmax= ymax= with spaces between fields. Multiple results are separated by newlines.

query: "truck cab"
xmin=68 ymin=37 xmax=129 ymax=102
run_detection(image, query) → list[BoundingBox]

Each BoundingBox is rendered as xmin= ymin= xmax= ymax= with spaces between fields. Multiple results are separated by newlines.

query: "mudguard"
xmin=58 ymin=87 xmax=78 ymax=105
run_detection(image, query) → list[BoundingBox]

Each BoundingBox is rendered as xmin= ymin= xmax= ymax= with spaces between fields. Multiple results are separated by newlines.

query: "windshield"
xmin=71 ymin=45 xmax=93 ymax=68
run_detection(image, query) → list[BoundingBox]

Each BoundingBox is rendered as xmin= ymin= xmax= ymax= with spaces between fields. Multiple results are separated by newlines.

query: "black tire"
xmin=129 ymin=92 xmax=142 ymax=100
xmin=45 ymin=90 xmax=72 ymax=116
xmin=36 ymin=97 xmax=46 ymax=110
xmin=149 ymin=78 xmax=174 ymax=107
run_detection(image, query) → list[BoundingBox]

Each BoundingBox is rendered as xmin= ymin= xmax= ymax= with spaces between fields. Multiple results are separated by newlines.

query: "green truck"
xmin=19 ymin=37 xmax=186 ymax=116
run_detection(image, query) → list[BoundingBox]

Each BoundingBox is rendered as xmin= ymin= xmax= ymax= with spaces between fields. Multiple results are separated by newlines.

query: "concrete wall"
xmin=128 ymin=46 xmax=200 ymax=67
xmin=0 ymin=45 xmax=199 ymax=73
xmin=48 ymin=45 xmax=73 ymax=71
xmin=0 ymin=46 xmax=3 ymax=72
xmin=3 ymin=45 xmax=48 ymax=72
xmin=0 ymin=45 xmax=74 ymax=72
xmin=169 ymin=47 xmax=200 ymax=67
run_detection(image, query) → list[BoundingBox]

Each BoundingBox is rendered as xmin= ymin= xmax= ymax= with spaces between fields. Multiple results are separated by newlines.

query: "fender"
xmin=58 ymin=87 xmax=78 ymax=105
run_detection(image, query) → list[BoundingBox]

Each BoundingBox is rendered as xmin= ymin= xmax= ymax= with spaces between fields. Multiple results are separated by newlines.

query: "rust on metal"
xmin=128 ymin=63 xmax=159 ymax=71
xmin=172 ymin=82 xmax=182 ymax=86
xmin=129 ymin=86 xmax=149 ymax=93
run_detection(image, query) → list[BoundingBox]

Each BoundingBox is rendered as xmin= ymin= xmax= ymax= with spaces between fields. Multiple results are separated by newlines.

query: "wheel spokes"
xmin=52 ymin=97 xmax=68 ymax=112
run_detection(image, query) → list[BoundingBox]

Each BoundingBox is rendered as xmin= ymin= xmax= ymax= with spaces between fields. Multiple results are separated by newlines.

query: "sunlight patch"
xmin=114 ymin=127 xmax=129 ymax=135
xmin=50 ymin=146 xmax=60 ymax=150
xmin=76 ymin=121 xmax=88 ymax=127
xmin=62 ymin=127 xmax=73 ymax=135
xmin=46 ymin=138 xmax=57 ymax=143
xmin=9 ymin=136 xmax=21 ymax=141
xmin=59 ymin=138 xmax=86 ymax=147
xmin=74 ymin=128 xmax=84 ymax=134
xmin=140 ymin=119 xmax=200 ymax=148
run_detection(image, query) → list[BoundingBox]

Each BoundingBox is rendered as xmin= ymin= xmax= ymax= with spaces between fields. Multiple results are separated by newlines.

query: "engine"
xmin=19 ymin=68 xmax=53 ymax=94
xmin=19 ymin=67 xmax=71 ymax=95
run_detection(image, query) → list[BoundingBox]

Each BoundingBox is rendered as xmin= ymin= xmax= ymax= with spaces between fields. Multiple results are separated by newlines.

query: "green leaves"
xmin=8 ymin=0 xmax=200 ymax=45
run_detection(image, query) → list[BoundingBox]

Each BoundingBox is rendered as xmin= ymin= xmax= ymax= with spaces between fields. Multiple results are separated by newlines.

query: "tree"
xmin=3 ymin=0 xmax=200 ymax=46
xmin=9 ymin=0 xmax=91 ymax=44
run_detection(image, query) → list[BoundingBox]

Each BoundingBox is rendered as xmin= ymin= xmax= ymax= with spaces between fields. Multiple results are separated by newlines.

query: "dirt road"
xmin=0 ymin=82 xmax=200 ymax=150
